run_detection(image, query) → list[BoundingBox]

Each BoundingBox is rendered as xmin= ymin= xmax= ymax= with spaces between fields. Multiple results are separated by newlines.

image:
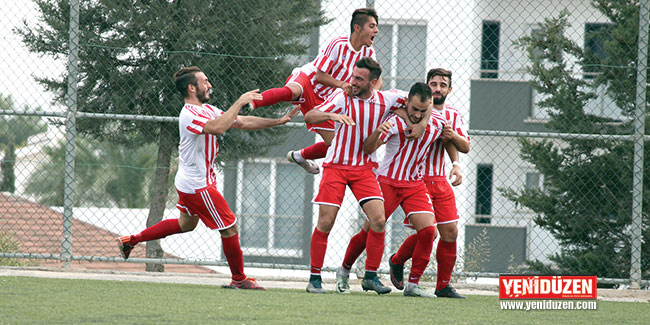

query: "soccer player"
xmin=301 ymin=57 xmax=406 ymax=295
xmin=348 ymin=82 xmax=445 ymax=298
xmin=117 ymin=66 xmax=299 ymax=290
xmin=389 ymin=68 xmax=470 ymax=299
xmin=247 ymin=8 xmax=382 ymax=174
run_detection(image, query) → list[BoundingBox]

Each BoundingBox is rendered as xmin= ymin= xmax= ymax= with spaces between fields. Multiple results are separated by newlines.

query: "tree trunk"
xmin=0 ymin=138 xmax=16 ymax=193
xmin=145 ymin=126 xmax=174 ymax=272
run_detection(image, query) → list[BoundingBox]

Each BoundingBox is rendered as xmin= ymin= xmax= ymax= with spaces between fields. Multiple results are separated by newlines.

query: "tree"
xmin=505 ymin=4 xmax=649 ymax=280
xmin=16 ymin=0 xmax=326 ymax=271
xmin=0 ymin=95 xmax=48 ymax=193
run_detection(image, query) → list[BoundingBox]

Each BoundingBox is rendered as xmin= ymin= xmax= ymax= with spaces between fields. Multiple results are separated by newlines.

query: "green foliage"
xmin=0 ymin=232 xmax=26 ymax=266
xmin=507 ymin=3 xmax=650 ymax=279
xmin=0 ymin=95 xmax=48 ymax=193
xmin=463 ymin=228 xmax=491 ymax=273
xmin=25 ymin=136 xmax=157 ymax=208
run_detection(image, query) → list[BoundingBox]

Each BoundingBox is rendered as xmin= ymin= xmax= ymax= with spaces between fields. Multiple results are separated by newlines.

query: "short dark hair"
xmin=174 ymin=66 xmax=202 ymax=97
xmin=426 ymin=68 xmax=453 ymax=88
xmin=350 ymin=8 xmax=378 ymax=34
xmin=408 ymin=82 xmax=433 ymax=103
xmin=355 ymin=57 xmax=382 ymax=80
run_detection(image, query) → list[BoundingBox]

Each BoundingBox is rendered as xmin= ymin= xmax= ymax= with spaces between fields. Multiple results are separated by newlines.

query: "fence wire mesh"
xmin=0 ymin=0 xmax=648 ymax=286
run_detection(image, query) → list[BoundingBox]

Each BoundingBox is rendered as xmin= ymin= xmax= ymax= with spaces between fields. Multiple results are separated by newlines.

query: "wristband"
xmin=452 ymin=161 xmax=461 ymax=168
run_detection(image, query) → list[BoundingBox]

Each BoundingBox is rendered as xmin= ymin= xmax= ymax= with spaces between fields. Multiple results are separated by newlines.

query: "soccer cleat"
xmin=388 ymin=254 xmax=404 ymax=290
xmin=117 ymin=236 xmax=135 ymax=259
xmin=240 ymin=103 xmax=254 ymax=115
xmin=224 ymin=278 xmax=267 ymax=291
xmin=361 ymin=276 xmax=392 ymax=295
xmin=404 ymin=283 xmax=437 ymax=298
xmin=306 ymin=277 xmax=326 ymax=294
xmin=335 ymin=266 xmax=351 ymax=294
xmin=435 ymin=285 xmax=466 ymax=299
xmin=286 ymin=151 xmax=320 ymax=174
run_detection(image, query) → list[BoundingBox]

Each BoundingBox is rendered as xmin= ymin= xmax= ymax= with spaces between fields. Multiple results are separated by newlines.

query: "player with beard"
xmin=117 ymin=66 xmax=299 ymax=290
xmin=388 ymin=68 xmax=470 ymax=299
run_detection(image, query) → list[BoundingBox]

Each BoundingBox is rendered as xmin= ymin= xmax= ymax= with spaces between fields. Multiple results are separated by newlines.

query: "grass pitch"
xmin=1 ymin=276 xmax=648 ymax=324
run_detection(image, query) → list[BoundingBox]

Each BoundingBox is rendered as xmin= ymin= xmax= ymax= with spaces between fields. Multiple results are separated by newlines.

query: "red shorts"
xmin=313 ymin=167 xmax=383 ymax=207
xmin=381 ymin=181 xmax=434 ymax=229
xmin=424 ymin=176 xmax=459 ymax=224
xmin=286 ymin=71 xmax=334 ymax=132
xmin=176 ymin=185 xmax=236 ymax=230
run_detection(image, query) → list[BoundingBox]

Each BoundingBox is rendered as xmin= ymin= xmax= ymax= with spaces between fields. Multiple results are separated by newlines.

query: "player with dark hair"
xmin=247 ymin=8 xmax=382 ymax=174
xmin=117 ymin=66 xmax=298 ymax=290
xmin=389 ymin=68 xmax=470 ymax=299
xmin=302 ymin=57 xmax=403 ymax=294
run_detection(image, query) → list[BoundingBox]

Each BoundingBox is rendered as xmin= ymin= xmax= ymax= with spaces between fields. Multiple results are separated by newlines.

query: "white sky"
xmin=0 ymin=0 xmax=66 ymax=112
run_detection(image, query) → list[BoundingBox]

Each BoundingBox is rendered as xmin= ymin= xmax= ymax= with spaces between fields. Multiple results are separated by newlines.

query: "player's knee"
xmin=439 ymin=226 xmax=458 ymax=242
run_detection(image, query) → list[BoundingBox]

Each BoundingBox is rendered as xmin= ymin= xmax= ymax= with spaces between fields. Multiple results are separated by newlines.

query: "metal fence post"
xmin=630 ymin=0 xmax=649 ymax=290
xmin=61 ymin=0 xmax=81 ymax=269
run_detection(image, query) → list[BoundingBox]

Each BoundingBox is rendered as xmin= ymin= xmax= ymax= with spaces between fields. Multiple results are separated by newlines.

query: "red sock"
xmin=310 ymin=228 xmax=329 ymax=275
xmin=342 ymin=229 xmax=368 ymax=269
xmin=252 ymin=86 xmax=294 ymax=108
xmin=436 ymin=240 xmax=457 ymax=290
xmin=131 ymin=219 xmax=182 ymax=245
xmin=409 ymin=226 xmax=436 ymax=284
xmin=392 ymin=233 xmax=417 ymax=265
xmin=300 ymin=142 xmax=329 ymax=160
xmin=222 ymin=234 xmax=246 ymax=281
xmin=364 ymin=230 xmax=385 ymax=272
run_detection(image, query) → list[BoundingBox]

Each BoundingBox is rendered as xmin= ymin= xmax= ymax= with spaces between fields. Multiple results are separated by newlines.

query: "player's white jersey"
xmin=377 ymin=113 xmax=445 ymax=186
xmin=424 ymin=104 xmax=470 ymax=179
xmin=308 ymin=36 xmax=376 ymax=100
xmin=317 ymin=89 xmax=406 ymax=170
xmin=175 ymin=103 xmax=224 ymax=194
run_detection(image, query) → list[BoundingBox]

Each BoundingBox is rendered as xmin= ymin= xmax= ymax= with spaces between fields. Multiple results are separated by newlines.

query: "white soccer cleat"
xmin=335 ymin=266 xmax=351 ymax=294
xmin=287 ymin=151 xmax=320 ymax=174
xmin=403 ymin=282 xmax=437 ymax=298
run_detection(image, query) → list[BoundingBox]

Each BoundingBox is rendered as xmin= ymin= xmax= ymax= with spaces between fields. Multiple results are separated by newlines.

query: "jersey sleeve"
xmin=378 ymin=115 xmax=399 ymax=143
xmin=312 ymin=38 xmax=340 ymax=74
xmin=316 ymin=91 xmax=345 ymax=115
xmin=386 ymin=89 xmax=408 ymax=111
xmin=449 ymin=107 xmax=470 ymax=142
xmin=180 ymin=105 xmax=224 ymax=135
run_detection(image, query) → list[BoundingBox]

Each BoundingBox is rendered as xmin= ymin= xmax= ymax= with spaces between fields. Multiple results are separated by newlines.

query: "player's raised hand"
xmin=278 ymin=105 xmax=301 ymax=124
xmin=377 ymin=121 xmax=394 ymax=135
xmin=238 ymin=89 xmax=263 ymax=105
xmin=330 ymin=113 xmax=355 ymax=126
xmin=405 ymin=122 xmax=426 ymax=140
xmin=340 ymin=82 xmax=353 ymax=96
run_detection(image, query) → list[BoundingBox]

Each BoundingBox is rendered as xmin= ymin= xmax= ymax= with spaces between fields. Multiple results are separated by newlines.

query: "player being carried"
xmin=247 ymin=8 xmax=386 ymax=174
xmin=117 ymin=66 xmax=299 ymax=290
xmin=334 ymin=82 xmax=446 ymax=297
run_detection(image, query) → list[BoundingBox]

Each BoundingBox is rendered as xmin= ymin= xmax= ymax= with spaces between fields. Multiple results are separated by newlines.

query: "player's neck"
xmin=349 ymin=33 xmax=363 ymax=52
xmin=185 ymin=98 xmax=203 ymax=107
xmin=432 ymin=103 xmax=445 ymax=112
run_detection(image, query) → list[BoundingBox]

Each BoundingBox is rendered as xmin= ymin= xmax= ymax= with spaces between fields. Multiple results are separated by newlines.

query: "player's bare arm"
xmin=442 ymin=124 xmax=470 ymax=153
xmin=304 ymin=108 xmax=355 ymax=126
xmin=392 ymin=105 xmax=432 ymax=139
xmin=203 ymin=89 xmax=262 ymax=135
xmin=445 ymin=141 xmax=463 ymax=186
xmin=315 ymin=70 xmax=353 ymax=96
xmin=233 ymin=106 xmax=300 ymax=130
xmin=363 ymin=120 xmax=393 ymax=154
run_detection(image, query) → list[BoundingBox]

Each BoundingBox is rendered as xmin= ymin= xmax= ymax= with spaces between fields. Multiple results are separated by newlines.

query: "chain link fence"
xmin=0 ymin=0 xmax=648 ymax=287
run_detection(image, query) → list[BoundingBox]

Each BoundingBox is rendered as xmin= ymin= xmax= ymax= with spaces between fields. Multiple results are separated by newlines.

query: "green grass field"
xmin=1 ymin=276 xmax=648 ymax=324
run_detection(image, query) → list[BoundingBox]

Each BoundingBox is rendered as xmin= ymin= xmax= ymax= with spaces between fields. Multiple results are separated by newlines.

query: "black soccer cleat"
xmin=435 ymin=285 xmax=466 ymax=299
xmin=389 ymin=253 xmax=404 ymax=290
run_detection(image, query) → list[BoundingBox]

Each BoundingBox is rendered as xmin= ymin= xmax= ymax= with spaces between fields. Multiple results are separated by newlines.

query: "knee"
xmin=439 ymin=226 xmax=458 ymax=242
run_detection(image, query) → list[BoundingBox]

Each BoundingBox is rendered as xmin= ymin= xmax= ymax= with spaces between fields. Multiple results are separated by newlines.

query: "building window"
xmin=375 ymin=21 xmax=427 ymax=90
xmin=584 ymin=23 xmax=610 ymax=79
xmin=475 ymin=164 xmax=493 ymax=223
xmin=237 ymin=160 xmax=305 ymax=256
xmin=481 ymin=21 xmax=500 ymax=79
xmin=525 ymin=172 xmax=541 ymax=189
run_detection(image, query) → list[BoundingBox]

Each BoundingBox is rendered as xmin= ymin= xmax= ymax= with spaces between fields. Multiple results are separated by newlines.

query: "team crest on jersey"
xmin=342 ymin=55 xmax=347 ymax=60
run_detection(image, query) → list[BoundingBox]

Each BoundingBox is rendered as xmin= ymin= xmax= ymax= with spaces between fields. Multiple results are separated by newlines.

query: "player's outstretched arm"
xmin=445 ymin=141 xmax=463 ymax=186
xmin=203 ymin=89 xmax=262 ymax=135
xmin=442 ymin=124 xmax=470 ymax=153
xmin=233 ymin=106 xmax=300 ymax=130
xmin=304 ymin=108 xmax=355 ymax=126
xmin=363 ymin=121 xmax=393 ymax=154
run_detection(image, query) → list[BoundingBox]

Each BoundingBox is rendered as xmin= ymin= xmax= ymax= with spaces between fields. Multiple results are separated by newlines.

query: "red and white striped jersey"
xmin=175 ymin=103 xmax=225 ymax=194
xmin=308 ymin=36 xmax=376 ymax=100
xmin=318 ymin=89 xmax=406 ymax=170
xmin=424 ymin=104 xmax=470 ymax=179
xmin=377 ymin=113 xmax=445 ymax=186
